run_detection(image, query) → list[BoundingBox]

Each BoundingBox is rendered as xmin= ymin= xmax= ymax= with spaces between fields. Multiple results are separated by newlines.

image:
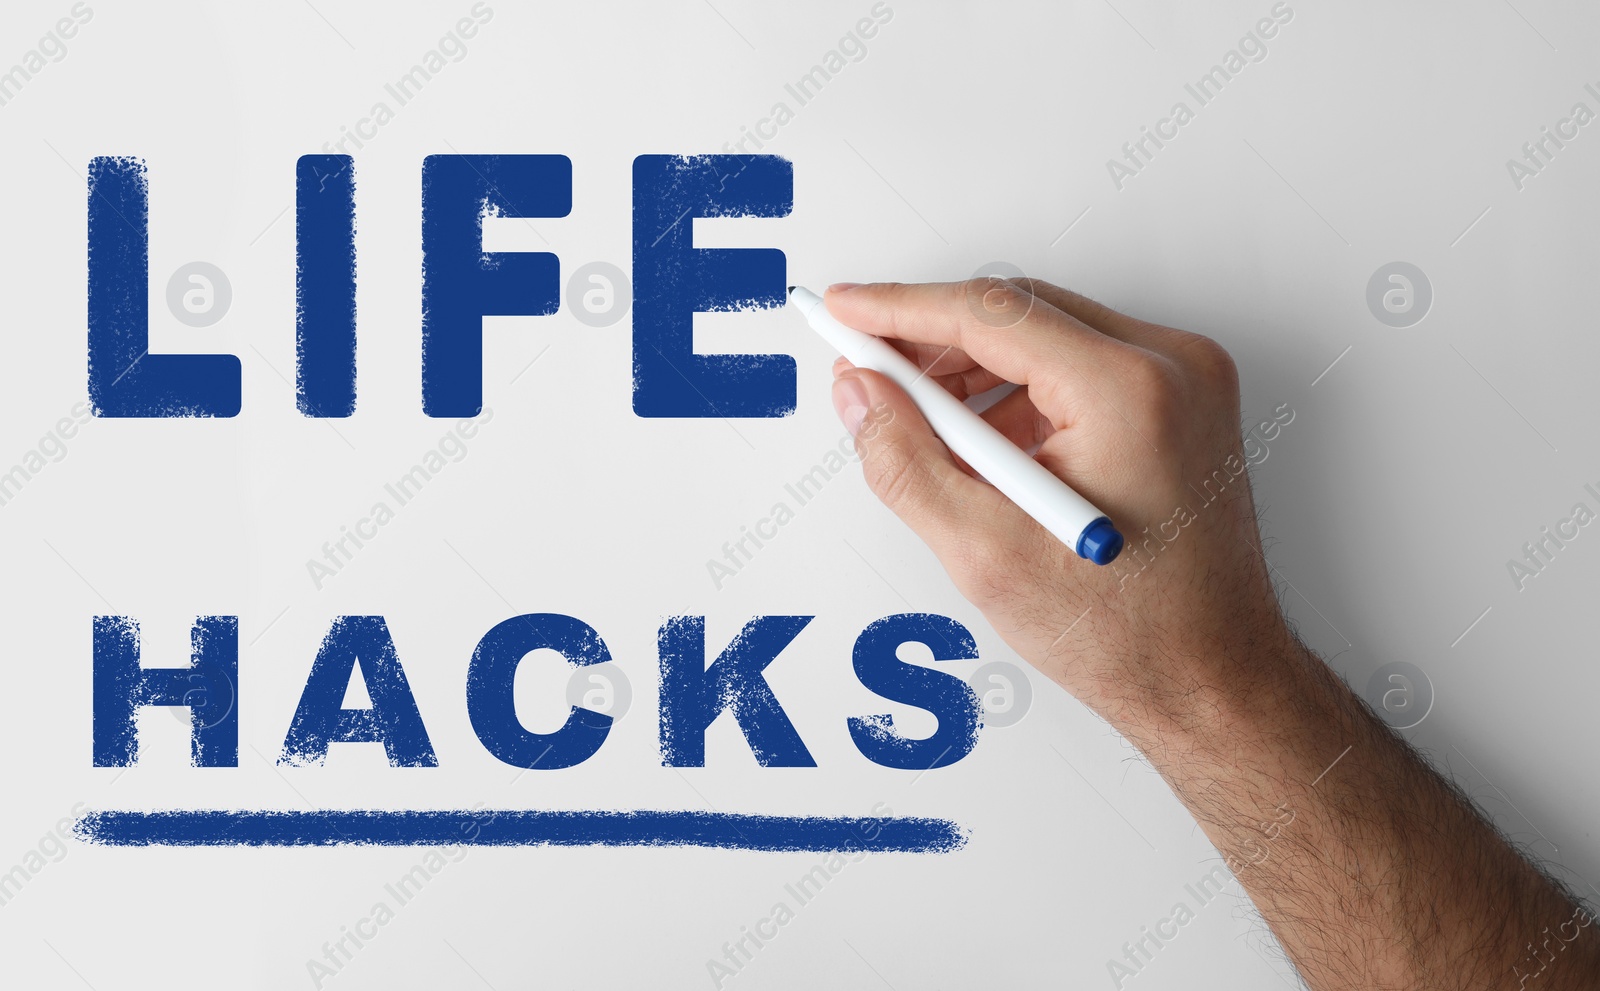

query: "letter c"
xmin=354 ymin=916 xmax=379 ymax=939
xmin=1154 ymin=917 xmax=1178 ymax=940
xmin=755 ymin=917 xmax=779 ymax=939
xmin=1155 ymin=117 xmax=1178 ymax=139
xmin=1557 ymin=116 xmax=1579 ymax=140
xmin=466 ymin=614 xmax=615 ymax=769
xmin=1557 ymin=517 xmax=1579 ymax=540
xmin=355 ymin=116 xmax=379 ymax=140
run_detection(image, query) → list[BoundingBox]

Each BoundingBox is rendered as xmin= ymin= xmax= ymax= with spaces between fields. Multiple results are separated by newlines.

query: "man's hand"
xmin=826 ymin=278 xmax=1291 ymax=718
xmin=825 ymin=279 xmax=1600 ymax=991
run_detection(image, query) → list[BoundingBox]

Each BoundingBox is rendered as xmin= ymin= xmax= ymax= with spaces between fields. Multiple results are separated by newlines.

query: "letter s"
xmin=847 ymin=614 xmax=981 ymax=770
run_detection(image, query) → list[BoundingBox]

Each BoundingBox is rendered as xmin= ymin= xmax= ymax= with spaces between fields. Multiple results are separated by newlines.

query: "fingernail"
xmin=827 ymin=282 xmax=863 ymax=293
xmin=832 ymin=374 xmax=870 ymax=437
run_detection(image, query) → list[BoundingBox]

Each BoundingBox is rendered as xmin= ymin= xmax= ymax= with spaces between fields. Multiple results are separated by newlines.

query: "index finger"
xmin=822 ymin=280 xmax=1157 ymax=407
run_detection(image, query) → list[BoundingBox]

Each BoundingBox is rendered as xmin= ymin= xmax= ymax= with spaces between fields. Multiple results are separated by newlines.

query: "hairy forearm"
xmin=817 ymin=279 xmax=1595 ymax=989
xmin=1094 ymin=629 xmax=1599 ymax=991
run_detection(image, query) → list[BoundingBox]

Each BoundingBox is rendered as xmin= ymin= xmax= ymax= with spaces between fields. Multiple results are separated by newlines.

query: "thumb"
xmin=832 ymin=368 xmax=1034 ymax=577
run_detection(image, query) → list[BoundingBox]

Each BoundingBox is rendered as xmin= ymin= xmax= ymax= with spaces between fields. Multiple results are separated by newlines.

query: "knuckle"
xmin=1125 ymin=353 xmax=1179 ymax=401
xmin=960 ymin=277 xmax=1040 ymax=332
xmin=965 ymin=276 xmax=1032 ymax=311
xmin=1016 ymin=276 xmax=1061 ymax=298
xmin=1122 ymin=356 xmax=1187 ymax=448
xmin=862 ymin=431 xmax=926 ymax=513
xmin=1181 ymin=334 xmax=1240 ymax=391
xmin=875 ymin=284 xmax=923 ymax=339
xmin=874 ymin=281 xmax=909 ymax=307
xmin=957 ymin=276 xmax=1002 ymax=299
xmin=854 ymin=400 xmax=896 ymax=441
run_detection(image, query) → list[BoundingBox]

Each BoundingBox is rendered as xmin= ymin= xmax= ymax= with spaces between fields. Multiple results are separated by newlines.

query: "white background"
xmin=1 ymin=1 xmax=1597 ymax=988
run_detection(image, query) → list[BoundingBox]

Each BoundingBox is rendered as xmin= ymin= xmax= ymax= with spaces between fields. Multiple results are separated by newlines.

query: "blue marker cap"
xmin=1076 ymin=517 xmax=1123 ymax=566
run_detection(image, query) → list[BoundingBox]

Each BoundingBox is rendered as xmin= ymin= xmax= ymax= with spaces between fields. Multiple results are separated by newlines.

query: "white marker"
xmin=789 ymin=285 xmax=1123 ymax=565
